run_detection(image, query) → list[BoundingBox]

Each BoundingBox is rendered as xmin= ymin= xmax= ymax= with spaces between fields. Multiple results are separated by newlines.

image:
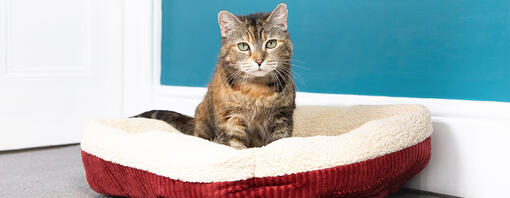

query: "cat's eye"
xmin=238 ymin=43 xmax=250 ymax=51
xmin=266 ymin=40 xmax=277 ymax=49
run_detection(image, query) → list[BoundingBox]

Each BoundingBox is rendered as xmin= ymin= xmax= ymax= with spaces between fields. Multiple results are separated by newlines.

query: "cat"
xmin=135 ymin=3 xmax=295 ymax=149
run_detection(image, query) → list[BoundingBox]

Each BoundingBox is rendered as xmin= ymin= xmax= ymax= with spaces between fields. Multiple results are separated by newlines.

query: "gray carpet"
xmin=0 ymin=145 xmax=450 ymax=198
xmin=0 ymin=145 xmax=103 ymax=198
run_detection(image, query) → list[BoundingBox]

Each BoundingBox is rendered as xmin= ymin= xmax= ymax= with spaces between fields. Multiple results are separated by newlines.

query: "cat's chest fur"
xmin=229 ymin=82 xmax=279 ymax=108
xmin=218 ymin=83 xmax=283 ymax=142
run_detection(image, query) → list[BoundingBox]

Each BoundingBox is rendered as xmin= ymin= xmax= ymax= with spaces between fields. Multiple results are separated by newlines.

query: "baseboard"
xmin=152 ymin=85 xmax=510 ymax=120
xmin=149 ymin=85 xmax=510 ymax=197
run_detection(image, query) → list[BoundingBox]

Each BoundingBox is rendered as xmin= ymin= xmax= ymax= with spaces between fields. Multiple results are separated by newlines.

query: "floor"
xmin=0 ymin=145 xmax=454 ymax=198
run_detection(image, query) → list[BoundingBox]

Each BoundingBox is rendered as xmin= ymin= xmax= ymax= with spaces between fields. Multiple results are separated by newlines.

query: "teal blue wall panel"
xmin=161 ymin=0 xmax=510 ymax=102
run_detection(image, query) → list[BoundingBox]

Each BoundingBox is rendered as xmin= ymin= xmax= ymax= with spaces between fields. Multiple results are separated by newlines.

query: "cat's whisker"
xmin=226 ymin=70 xmax=244 ymax=87
xmin=233 ymin=71 xmax=243 ymax=83
xmin=278 ymin=59 xmax=310 ymax=70
xmin=280 ymin=57 xmax=306 ymax=64
xmin=288 ymin=71 xmax=305 ymax=86
xmin=272 ymin=70 xmax=282 ymax=91
xmin=279 ymin=58 xmax=310 ymax=69
xmin=276 ymin=70 xmax=285 ymax=91
xmin=290 ymin=64 xmax=310 ymax=70
xmin=283 ymin=69 xmax=294 ymax=87
xmin=290 ymin=59 xmax=307 ymax=65
xmin=274 ymin=68 xmax=295 ymax=93
xmin=270 ymin=72 xmax=278 ymax=90
xmin=278 ymin=67 xmax=305 ymax=87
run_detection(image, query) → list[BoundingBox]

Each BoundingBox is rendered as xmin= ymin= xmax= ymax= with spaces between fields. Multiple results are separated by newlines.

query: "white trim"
xmin=296 ymin=92 xmax=510 ymax=121
xmin=152 ymin=85 xmax=510 ymax=120
xmin=122 ymin=0 xmax=155 ymax=116
xmin=152 ymin=0 xmax=162 ymax=90
xmin=0 ymin=0 xmax=7 ymax=77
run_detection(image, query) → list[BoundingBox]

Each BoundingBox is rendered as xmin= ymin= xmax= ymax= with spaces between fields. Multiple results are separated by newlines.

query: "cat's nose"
xmin=255 ymin=59 xmax=265 ymax=66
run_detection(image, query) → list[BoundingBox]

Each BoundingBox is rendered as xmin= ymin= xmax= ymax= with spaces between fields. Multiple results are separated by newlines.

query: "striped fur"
xmin=135 ymin=3 xmax=294 ymax=149
xmin=133 ymin=110 xmax=194 ymax=135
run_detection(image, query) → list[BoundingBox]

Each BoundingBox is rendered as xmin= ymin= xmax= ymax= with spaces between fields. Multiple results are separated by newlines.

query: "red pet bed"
xmin=81 ymin=104 xmax=432 ymax=198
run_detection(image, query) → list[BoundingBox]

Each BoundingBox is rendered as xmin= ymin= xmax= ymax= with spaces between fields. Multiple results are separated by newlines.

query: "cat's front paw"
xmin=228 ymin=140 xmax=248 ymax=149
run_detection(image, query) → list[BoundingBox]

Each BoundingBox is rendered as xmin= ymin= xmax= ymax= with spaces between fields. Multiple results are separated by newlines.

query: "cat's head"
xmin=218 ymin=3 xmax=292 ymax=80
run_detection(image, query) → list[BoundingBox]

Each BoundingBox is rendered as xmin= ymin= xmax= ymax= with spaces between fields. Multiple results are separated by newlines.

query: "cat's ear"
xmin=218 ymin=11 xmax=241 ymax=37
xmin=267 ymin=3 xmax=288 ymax=31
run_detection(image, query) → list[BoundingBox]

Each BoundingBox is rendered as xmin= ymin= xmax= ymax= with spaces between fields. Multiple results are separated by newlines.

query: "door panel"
xmin=0 ymin=0 xmax=123 ymax=150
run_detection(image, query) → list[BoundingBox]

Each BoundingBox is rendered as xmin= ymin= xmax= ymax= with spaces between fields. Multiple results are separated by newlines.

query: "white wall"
xmin=122 ymin=0 xmax=510 ymax=197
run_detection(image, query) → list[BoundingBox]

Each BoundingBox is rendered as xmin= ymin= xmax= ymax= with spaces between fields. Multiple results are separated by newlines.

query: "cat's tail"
xmin=132 ymin=110 xmax=194 ymax=135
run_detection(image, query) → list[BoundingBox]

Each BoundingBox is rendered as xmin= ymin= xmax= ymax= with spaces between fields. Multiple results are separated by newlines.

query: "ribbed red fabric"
xmin=82 ymin=137 xmax=431 ymax=198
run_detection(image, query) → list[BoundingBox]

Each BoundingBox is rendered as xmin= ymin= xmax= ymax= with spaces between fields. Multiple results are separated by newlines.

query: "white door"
xmin=0 ymin=0 xmax=124 ymax=150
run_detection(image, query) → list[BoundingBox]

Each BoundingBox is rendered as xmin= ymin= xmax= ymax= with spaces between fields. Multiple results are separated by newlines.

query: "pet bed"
xmin=81 ymin=104 xmax=432 ymax=198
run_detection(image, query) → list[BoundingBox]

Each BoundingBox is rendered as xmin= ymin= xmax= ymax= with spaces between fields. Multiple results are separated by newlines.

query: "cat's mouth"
xmin=241 ymin=62 xmax=277 ymax=78
xmin=248 ymin=68 xmax=269 ymax=77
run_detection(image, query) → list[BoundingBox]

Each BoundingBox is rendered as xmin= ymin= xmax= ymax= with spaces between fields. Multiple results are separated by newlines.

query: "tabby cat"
xmin=135 ymin=3 xmax=295 ymax=149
